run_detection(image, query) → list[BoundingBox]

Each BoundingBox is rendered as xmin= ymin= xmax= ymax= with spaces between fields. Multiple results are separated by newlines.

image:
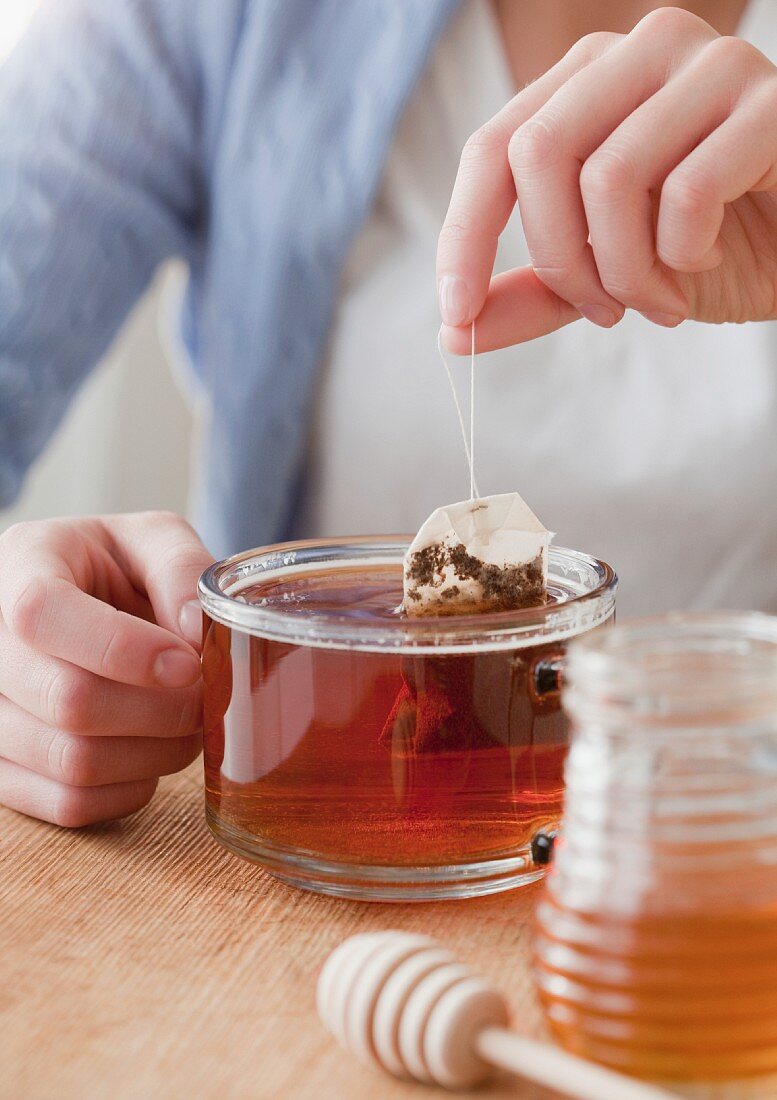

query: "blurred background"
xmin=0 ymin=1 xmax=194 ymax=535
xmin=4 ymin=0 xmax=776 ymax=623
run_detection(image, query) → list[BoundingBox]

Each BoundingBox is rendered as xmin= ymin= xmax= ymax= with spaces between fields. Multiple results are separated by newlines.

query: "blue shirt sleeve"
xmin=0 ymin=0 xmax=203 ymax=507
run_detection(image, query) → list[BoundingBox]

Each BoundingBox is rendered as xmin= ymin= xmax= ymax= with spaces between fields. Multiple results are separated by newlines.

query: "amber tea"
xmin=199 ymin=540 xmax=616 ymax=899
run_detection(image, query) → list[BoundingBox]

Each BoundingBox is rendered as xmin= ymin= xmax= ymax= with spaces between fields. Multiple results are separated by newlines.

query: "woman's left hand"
xmin=437 ymin=7 xmax=777 ymax=351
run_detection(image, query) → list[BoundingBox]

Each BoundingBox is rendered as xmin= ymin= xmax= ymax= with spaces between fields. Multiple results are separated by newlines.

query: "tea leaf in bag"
xmin=403 ymin=492 xmax=551 ymax=617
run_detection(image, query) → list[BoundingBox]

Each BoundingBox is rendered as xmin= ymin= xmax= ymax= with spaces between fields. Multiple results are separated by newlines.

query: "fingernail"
xmin=179 ymin=599 xmax=202 ymax=647
xmin=577 ymin=303 xmax=619 ymax=328
xmin=640 ymin=311 xmax=684 ymax=328
xmin=438 ymin=275 xmax=471 ymax=327
xmin=154 ymin=648 xmax=201 ymax=688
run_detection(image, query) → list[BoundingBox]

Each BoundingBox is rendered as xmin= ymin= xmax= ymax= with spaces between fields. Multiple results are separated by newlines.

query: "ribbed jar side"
xmin=551 ymin=723 xmax=777 ymax=914
xmin=534 ymin=614 xmax=777 ymax=1079
xmin=534 ymin=893 xmax=777 ymax=1078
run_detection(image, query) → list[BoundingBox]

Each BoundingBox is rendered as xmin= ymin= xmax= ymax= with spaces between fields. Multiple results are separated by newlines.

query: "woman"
xmin=0 ymin=0 xmax=776 ymax=825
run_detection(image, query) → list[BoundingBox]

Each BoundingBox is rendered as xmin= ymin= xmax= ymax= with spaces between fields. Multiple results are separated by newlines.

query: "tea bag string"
xmin=437 ymin=321 xmax=480 ymax=501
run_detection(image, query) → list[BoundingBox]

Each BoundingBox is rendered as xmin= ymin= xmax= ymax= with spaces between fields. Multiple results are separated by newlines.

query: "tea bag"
xmin=381 ymin=329 xmax=553 ymax=764
xmin=403 ymin=492 xmax=550 ymax=617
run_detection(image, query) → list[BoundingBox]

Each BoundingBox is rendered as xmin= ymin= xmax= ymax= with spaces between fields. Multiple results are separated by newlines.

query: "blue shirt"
xmin=0 ymin=0 xmax=458 ymax=556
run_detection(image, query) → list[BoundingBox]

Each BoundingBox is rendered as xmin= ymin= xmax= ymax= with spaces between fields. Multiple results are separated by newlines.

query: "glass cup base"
xmin=206 ymin=806 xmax=548 ymax=902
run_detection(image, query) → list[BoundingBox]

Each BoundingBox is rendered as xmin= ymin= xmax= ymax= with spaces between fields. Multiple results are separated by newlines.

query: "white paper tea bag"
xmin=403 ymin=492 xmax=551 ymax=617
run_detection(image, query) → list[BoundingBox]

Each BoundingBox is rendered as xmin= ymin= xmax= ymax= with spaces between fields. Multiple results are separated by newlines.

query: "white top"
xmin=302 ymin=0 xmax=777 ymax=619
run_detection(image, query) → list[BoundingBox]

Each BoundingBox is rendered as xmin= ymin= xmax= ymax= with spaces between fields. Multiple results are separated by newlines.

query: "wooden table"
xmin=3 ymin=763 xmax=776 ymax=1100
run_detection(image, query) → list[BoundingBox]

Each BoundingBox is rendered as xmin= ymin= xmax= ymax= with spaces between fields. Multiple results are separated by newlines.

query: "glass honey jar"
xmin=534 ymin=613 xmax=777 ymax=1080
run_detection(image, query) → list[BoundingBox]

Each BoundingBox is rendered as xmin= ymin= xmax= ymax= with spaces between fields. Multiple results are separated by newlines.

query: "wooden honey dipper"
xmin=317 ymin=931 xmax=678 ymax=1099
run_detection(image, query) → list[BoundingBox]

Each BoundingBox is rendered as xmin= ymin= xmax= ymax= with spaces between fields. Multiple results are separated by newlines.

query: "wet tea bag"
xmin=384 ymin=494 xmax=552 ymax=763
xmin=381 ymin=326 xmax=553 ymax=762
xmin=403 ymin=492 xmax=550 ymax=616
xmin=383 ymin=497 xmax=553 ymax=764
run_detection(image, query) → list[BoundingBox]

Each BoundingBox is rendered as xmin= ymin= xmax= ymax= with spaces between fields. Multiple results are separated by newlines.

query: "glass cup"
xmin=534 ymin=612 xmax=777 ymax=1080
xmin=198 ymin=537 xmax=617 ymax=901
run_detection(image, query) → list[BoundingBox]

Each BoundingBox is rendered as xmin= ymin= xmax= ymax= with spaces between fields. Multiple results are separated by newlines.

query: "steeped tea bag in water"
xmin=403 ymin=492 xmax=551 ymax=616
xmin=384 ymin=492 xmax=553 ymax=761
xmin=380 ymin=326 xmax=557 ymax=764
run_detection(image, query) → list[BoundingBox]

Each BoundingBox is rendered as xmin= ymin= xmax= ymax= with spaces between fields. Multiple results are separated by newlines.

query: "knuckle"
xmin=47 ymin=733 xmax=98 ymax=787
xmin=580 ymin=146 xmax=636 ymax=200
xmin=5 ymin=576 xmax=49 ymax=643
xmin=140 ymin=508 xmax=178 ymax=524
xmin=462 ymin=122 xmax=504 ymax=160
xmin=636 ymin=6 xmax=702 ymax=38
xmin=47 ymin=668 xmax=95 ymax=733
xmin=159 ymin=537 xmax=206 ymax=578
xmin=532 ymin=263 xmax=578 ymax=293
xmin=508 ymin=115 xmax=562 ymax=176
xmin=137 ymin=511 xmax=204 ymax=574
xmin=570 ymin=30 xmax=622 ymax=64
xmin=662 ymin=168 xmax=712 ymax=221
xmin=95 ymin=614 xmax=127 ymax=678
xmin=137 ymin=509 xmax=186 ymax=534
xmin=598 ymin=272 xmax=638 ymax=301
xmin=704 ymin=34 xmax=759 ymax=69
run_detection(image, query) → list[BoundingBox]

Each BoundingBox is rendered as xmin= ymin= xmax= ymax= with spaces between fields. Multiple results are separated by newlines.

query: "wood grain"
xmin=1 ymin=762 xmax=775 ymax=1100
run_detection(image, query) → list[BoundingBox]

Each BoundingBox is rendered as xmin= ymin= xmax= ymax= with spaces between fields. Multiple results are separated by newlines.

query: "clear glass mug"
xmin=534 ymin=613 xmax=777 ymax=1080
xmin=198 ymin=537 xmax=617 ymax=901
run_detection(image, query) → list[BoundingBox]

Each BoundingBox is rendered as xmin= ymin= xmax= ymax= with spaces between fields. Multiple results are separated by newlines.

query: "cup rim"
xmin=198 ymin=537 xmax=617 ymax=653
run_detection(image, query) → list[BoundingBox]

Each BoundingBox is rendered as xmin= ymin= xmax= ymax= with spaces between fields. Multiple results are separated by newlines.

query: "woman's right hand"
xmin=437 ymin=7 xmax=777 ymax=351
xmin=0 ymin=512 xmax=213 ymax=827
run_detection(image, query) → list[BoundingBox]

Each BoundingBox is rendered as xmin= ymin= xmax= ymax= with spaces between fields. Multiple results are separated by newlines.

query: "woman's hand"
xmin=438 ymin=6 xmax=777 ymax=351
xmin=0 ymin=512 xmax=213 ymax=826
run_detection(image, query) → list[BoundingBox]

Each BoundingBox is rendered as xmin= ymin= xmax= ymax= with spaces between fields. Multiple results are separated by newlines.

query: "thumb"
xmin=440 ymin=267 xmax=580 ymax=354
xmin=107 ymin=512 xmax=215 ymax=651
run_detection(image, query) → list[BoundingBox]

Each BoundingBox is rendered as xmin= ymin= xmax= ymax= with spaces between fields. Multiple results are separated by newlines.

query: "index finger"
xmin=2 ymin=569 xmax=201 ymax=690
xmin=107 ymin=512 xmax=214 ymax=648
xmin=437 ymin=32 xmax=621 ymax=327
